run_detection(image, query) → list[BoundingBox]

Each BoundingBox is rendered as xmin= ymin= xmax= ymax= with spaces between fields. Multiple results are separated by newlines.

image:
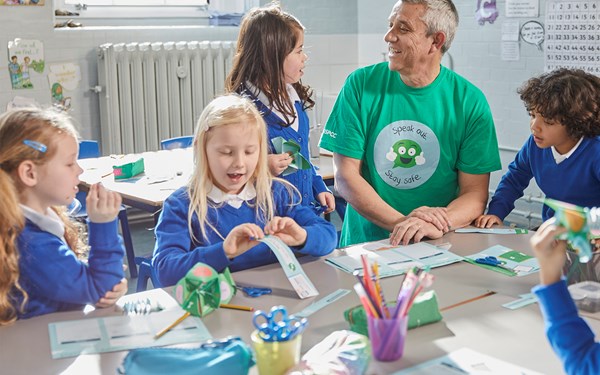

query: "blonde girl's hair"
xmin=187 ymin=94 xmax=286 ymax=242
xmin=0 ymin=107 xmax=85 ymax=256
xmin=225 ymin=1 xmax=315 ymax=126
xmin=0 ymin=169 xmax=26 ymax=326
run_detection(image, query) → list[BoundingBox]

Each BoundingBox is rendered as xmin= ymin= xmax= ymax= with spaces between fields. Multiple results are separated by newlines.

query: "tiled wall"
xmin=0 ymin=0 xmax=546 ymax=227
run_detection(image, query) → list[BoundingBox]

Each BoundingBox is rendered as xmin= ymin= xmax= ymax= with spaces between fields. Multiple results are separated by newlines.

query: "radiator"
xmin=97 ymin=40 xmax=235 ymax=155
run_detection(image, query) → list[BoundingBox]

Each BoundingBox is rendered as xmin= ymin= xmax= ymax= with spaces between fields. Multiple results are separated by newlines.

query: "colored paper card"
xmin=294 ymin=289 xmax=350 ymax=318
xmin=271 ymin=136 xmax=311 ymax=176
xmin=48 ymin=289 xmax=211 ymax=359
xmin=455 ymin=227 xmax=528 ymax=234
xmin=502 ymin=295 xmax=538 ymax=310
xmin=325 ymin=240 xmax=463 ymax=278
xmin=392 ymin=347 xmax=543 ymax=374
xmin=259 ymin=235 xmax=319 ymax=299
xmin=464 ymin=245 xmax=539 ymax=277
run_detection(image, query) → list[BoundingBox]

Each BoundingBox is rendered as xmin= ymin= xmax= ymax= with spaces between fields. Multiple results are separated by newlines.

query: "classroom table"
xmin=78 ymin=148 xmax=335 ymax=220
xmin=0 ymin=230 xmax=581 ymax=374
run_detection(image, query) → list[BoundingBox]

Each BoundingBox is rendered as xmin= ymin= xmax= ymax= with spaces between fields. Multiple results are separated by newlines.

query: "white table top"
xmin=78 ymin=148 xmax=334 ymax=210
xmin=0 ymin=231 xmax=574 ymax=374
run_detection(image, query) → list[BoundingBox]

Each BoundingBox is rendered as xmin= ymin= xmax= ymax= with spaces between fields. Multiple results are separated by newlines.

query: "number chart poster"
xmin=545 ymin=0 xmax=600 ymax=75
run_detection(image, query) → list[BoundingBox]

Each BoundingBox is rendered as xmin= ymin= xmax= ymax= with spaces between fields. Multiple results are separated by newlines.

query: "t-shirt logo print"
xmin=374 ymin=120 xmax=440 ymax=190
xmin=386 ymin=139 xmax=426 ymax=168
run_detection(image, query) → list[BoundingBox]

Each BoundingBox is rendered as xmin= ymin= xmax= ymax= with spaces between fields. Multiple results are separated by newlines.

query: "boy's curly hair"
xmin=518 ymin=68 xmax=600 ymax=139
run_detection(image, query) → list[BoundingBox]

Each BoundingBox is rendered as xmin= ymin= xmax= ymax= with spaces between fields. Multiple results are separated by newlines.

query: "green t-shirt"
xmin=320 ymin=63 xmax=501 ymax=246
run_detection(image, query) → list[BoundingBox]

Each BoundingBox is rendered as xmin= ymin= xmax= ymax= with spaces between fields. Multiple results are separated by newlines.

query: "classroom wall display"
xmin=520 ymin=20 xmax=545 ymax=51
xmin=48 ymin=63 xmax=80 ymax=111
xmin=475 ymin=0 xmax=499 ymax=25
xmin=7 ymin=38 xmax=45 ymax=90
xmin=1 ymin=0 xmax=44 ymax=5
xmin=545 ymin=0 xmax=600 ymax=74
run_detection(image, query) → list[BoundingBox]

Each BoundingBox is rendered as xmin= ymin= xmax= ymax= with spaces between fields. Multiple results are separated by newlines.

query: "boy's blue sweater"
xmin=152 ymin=182 xmax=337 ymax=287
xmin=488 ymin=136 xmax=600 ymax=221
xmin=533 ymin=280 xmax=600 ymax=375
xmin=16 ymin=219 xmax=125 ymax=319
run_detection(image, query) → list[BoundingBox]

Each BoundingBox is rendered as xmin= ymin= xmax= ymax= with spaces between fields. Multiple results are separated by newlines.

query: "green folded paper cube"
xmin=113 ymin=157 xmax=145 ymax=180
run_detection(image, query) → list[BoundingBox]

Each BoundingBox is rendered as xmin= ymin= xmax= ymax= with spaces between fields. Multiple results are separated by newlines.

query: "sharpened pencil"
xmin=154 ymin=311 xmax=190 ymax=339
xmin=220 ymin=303 xmax=254 ymax=312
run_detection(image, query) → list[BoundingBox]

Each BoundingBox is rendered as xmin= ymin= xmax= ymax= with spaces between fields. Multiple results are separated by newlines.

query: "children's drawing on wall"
xmin=1 ymin=0 xmax=44 ymax=5
xmin=48 ymin=62 xmax=80 ymax=111
xmin=475 ymin=0 xmax=498 ymax=25
xmin=7 ymin=39 xmax=44 ymax=89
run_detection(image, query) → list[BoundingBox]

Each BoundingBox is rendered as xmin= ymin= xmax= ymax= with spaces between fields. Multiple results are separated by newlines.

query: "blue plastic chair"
xmin=75 ymin=140 xmax=138 ymax=278
xmin=160 ymin=136 xmax=193 ymax=150
xmin=135 ymin=257 xmax=162 ymax=292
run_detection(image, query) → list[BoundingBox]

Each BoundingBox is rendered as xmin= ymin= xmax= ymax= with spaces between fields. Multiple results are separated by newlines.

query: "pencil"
xmin=439 ymin=291 xmax=496 ymax=312
xmin=219 ymin=303 xmax=254 ymax=312
xmin=154 ymin=311 xmax=190 ymax=339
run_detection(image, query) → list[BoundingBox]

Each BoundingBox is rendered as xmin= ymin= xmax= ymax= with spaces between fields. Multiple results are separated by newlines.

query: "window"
xmin=54 ymin=0 xmax=254 ymax=27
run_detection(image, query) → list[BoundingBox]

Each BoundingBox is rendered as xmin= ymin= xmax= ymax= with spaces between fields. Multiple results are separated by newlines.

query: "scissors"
xmin=236 ymin=285 xmax=272 ymax=298
xmin=310 ymin=201 xmax=328 ymax=215
xmin=475 ymin=256 xmax=515 ymax=272
xmin=252 ymin=306 xmax=307 ymax=342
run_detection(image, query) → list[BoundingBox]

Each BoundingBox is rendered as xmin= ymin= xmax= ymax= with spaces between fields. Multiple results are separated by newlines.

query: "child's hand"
xmin=530 ymin=218 xmax=568 ymax=285
xmin=264 ymin=216 xmax=307 ymax=247
xmin=317 ymin=192 xmax=336 ymax=214
xmin=268 ymin=153 xmax=293 ymax=176
xmin=95 ymin=278 xmax=128 ymax=308
xmin=474 ymin=214 xmax=502 ymax=228
xmin=86 ymin=183 xmax=122 ymax=223
xmin=408 ymin=206 xmax=451 ymax=233
xmin=223 ymin=223 xmax=264 ymax=258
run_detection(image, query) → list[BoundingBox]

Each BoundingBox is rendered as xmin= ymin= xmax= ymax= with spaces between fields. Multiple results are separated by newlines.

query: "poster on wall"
xmin=7 ymin=39 xmax=45 ymax=90
xmin=48 ymin=63 xmax=80 ymax=110
xmin=506 ymin=0 xmax=539 ymax=17
xmin=545 ymin=0 xmax=600 ymax=75
xmin=1 ymin=0 xmax=44 ymax=5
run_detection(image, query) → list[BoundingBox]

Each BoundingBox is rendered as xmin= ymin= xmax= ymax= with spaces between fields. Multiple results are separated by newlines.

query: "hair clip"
xmin=23 ymin=139 xmax=47 ymax=153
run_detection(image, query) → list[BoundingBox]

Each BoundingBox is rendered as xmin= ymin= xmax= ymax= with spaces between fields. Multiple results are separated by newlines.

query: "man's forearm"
xmin=446 ymin=189 xmax=488 ymax=229
xmin=335 ymin=173 xmax=403 ymax=231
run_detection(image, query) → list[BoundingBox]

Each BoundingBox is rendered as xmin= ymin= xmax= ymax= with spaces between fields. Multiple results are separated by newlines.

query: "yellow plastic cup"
xmin=250 ymin=330 xmax=302 ymax=375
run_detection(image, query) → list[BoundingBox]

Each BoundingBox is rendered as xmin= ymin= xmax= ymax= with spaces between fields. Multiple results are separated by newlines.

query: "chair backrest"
xmin=78 ymin=140 xmax=100 ymax=159
xmin=160 ymin=136 xmax=193 ymax=150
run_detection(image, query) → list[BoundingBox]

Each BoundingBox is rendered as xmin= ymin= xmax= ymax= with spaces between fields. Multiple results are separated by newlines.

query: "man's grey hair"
xmin=400 ymin=0 xmax=459 ymax=53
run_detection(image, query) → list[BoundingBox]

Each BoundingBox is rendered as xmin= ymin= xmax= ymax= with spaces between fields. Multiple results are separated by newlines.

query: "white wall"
xmin=0 ymin=0 xmax=546 ymax=227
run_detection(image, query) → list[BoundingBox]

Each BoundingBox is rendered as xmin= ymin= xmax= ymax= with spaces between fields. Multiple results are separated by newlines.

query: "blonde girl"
xmin=0 ymin=107 xmax=126 ymax=321
xmin=152 ymin=94 xmax=336 ymax=286
xmin=225 ymin=2 xmax=335 ymax=215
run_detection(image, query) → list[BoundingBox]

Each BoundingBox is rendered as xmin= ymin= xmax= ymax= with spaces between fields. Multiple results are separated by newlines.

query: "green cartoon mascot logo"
xmin=386 ymin=139 xmax=425 ymax=168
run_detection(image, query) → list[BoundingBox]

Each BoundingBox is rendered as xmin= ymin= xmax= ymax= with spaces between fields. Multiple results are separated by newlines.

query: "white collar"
xmin=20 ymin=204 xmax=66 ymax=242
xmin=207 ymin=184 xmax=257 ymax=209
xmin=551 ymin=137 xmax=583 ymax=164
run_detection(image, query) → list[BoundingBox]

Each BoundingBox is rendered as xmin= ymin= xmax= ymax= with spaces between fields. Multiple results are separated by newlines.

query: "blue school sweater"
xmin=533 ymin=280 xmax=600 ymax=375
xmin=16 ymin=219 xmax=125 ymax=319
xmin=252 ymin=95 xmax=330 ymax=211
xmin=487 ymin=136 xmax=600 ymax=221
xmin=152 ymin=182 xmax=337 ymax=287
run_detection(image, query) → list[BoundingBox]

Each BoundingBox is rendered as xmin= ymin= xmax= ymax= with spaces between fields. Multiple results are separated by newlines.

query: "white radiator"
xmin=97 ymin=40 xmax=235 ymax=155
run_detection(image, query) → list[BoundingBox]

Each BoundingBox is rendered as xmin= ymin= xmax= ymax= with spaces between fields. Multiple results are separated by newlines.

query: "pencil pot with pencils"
xmin=344 ymin=290 xmax=443 ymax=337
xmin=367 ymin=314 xmax=408 ymax=361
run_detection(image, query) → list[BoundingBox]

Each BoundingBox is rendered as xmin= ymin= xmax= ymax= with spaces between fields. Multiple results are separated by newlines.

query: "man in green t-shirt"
xmin=320 ymin=0 xmax=501 ymax=247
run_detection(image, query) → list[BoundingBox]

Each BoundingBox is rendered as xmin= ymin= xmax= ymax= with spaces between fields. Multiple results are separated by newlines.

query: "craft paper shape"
xmin=173 ymin=263 xmax=235 ymax=317
xmin=271 ymin=136 xmax=311 ymax=176
xmin=545 ymin=198 xmax=599 ymax=263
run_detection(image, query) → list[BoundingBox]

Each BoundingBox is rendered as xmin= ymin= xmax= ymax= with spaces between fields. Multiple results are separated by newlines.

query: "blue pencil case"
xmin=118 ymin=336 xmax=254 ymax=375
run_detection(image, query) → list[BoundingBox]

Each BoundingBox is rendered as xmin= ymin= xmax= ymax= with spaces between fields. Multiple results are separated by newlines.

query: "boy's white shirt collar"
xmin=20 ymin=204 xmax=66 ymax=242
xmin=551 ymin=137 xmax=583 ymax=164
xmin=207 ymin=184 xmax=257 ymax=209
xmin=246 ymin=81 xmax=300 ymax=131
